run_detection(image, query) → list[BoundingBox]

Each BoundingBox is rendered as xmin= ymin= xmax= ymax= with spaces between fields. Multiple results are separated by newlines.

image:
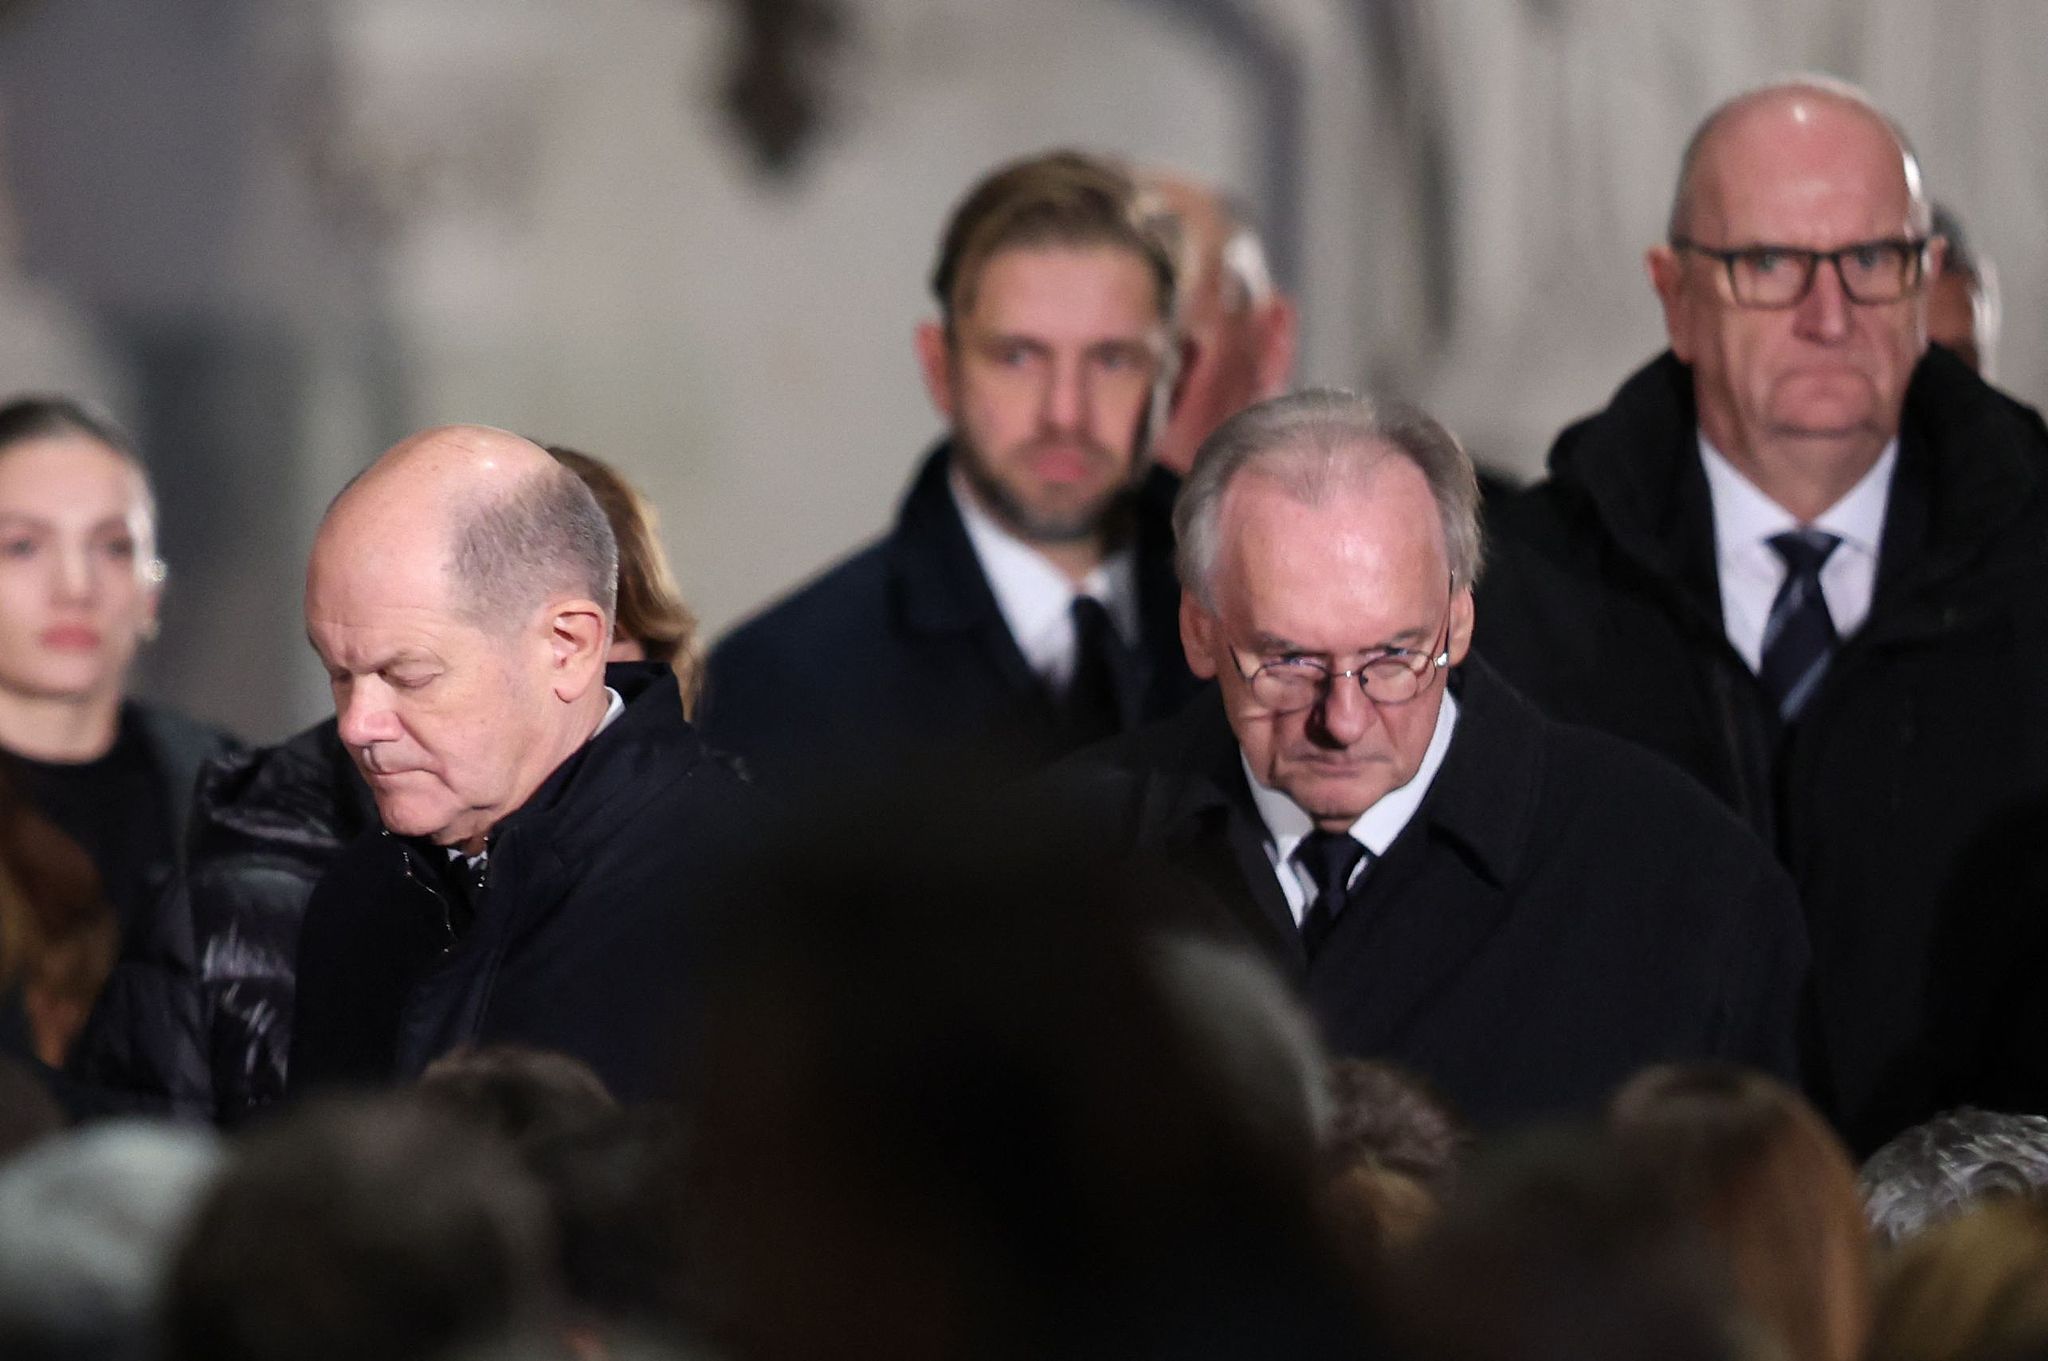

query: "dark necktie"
xmin=1758 ymin=528 xmax=1843 ymax=723
xmin=1295 ymin=829 xmax=1368 ymax=960
xmin=1066 ymin=595 xmax=1128 ymax=745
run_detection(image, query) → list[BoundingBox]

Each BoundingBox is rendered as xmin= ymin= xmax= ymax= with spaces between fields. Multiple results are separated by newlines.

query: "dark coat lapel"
xmin=1304 ymin=662 xmax=1530 ymax=1051
xmin=1546 ymin=353 xmax=1725 ymax=640
xmin=885 ymin=443 xmax=1050 ymax=708
xmin=1140 ymin=690 xmax=1303 ymax=967
xmin=1130 ymin=466 xmax=1197 ymax=726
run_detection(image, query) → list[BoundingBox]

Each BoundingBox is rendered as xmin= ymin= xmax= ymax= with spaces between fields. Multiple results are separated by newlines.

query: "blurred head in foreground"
xmin=1862 ymin=1107 xmax=2048 ymax=1249
xmin=0 ymin=1119 xmax=222 ymax=1361
xmin=1609 ymin=1062 xmax=1871 ymax=1361
xmin=163 ymin=1095 xmax=558 ymax=1361
xmin=1379 ymin=1127 xmax=1754 ymax=1361
xmin=684 ymin=797 xmax=1374 ymax=1361
xmin=1870 ymin=1197 xmax=2048 ymax=1361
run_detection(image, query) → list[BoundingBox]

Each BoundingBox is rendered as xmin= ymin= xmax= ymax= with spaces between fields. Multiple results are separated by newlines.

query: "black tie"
xmin=1066 ymin=595 xmax=1128 ymax=745
xmin=1758 ymin=528 xmax=1843 ymax=723
xmin=1295 ymin=829 xmax=1368 ymax=960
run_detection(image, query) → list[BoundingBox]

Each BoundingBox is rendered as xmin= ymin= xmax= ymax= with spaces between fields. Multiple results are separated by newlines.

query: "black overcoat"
xmin=697 ymin=444 xmax=1202 ymax=787
xmin=1047 ymin=659 xmax=1810 ymax=1131
xmin=289 ymin=663 xmax=762 ymax=1103
xmin=1478 ymin=346 xmax=2048 ymax=1150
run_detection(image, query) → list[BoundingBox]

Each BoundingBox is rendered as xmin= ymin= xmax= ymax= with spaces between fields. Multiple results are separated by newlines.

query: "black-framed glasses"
xmin=1671 ymin=236 xmax=1931 ymax=308
xmin=1227 ymin=589 xmax=1455 ymax=713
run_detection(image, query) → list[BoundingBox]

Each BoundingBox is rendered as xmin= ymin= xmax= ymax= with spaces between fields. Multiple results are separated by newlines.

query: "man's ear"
xmin=1923 ymin=234 xmax=1949 ymax=290
xmin=1646 ymin=244 xmax=1692 ymax=362
xmin=1252 ymin=293 xmax=1299 ymax=398
xmin=1180 ymin=591 xmax=1221 ymax=680
xmin=546 ymin=599 xmax=610 ymax=703
xmin=139 ymin=568 xmax=164 ymax=642
xmin=1445 ymin=585 xmax=1476 ymax=667
xmin=914 ymin=320 xmax=956 ymax=423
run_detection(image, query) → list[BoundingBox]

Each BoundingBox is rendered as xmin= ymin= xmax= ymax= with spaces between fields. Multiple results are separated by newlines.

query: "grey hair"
xmin=0 ymin=1120 xmax=224 ymax=1358
xmin=1172 ymin=388 xmax=1484 ymax=608
xmin=1667 ymin=76 xmax=1932 ymax=241
xmin=450 ymin=463 xmax=619 ymax=633
xmin=1860 ymin=1106 xmax=2048 ymax=1247
xmin=1138 ymin=182 xmax=1275 ymax=316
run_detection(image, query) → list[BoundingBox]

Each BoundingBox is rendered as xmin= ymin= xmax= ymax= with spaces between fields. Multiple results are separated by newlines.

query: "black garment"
xmin=1045 ymin=659 xmax=1809 ymax=1130
xmin=71 ymin=717 xmax=375 ymax=1122
xmin=3 ymin=703 xmax=228 ymax=932
xmin=9 ymin=712 xmax=170 ymax=937
xmin=1477 ymin=347 xmax=2048 ymax=1150
xmin=290 ymin=663 xmax=763 ymax=1103
xmin=698 ymin=444 xmax=1202 ymax=788
xmin=33 ymin=703 xmax=235 ymax=1117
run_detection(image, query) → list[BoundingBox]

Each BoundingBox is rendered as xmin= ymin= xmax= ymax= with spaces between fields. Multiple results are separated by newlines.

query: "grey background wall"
xmin=0 ymin=0 xmax=2037 ymax=742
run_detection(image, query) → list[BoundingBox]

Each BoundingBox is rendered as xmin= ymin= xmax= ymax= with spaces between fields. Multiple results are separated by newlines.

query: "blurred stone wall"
xmin=0 ymin=0 xmax=2038 ymax=740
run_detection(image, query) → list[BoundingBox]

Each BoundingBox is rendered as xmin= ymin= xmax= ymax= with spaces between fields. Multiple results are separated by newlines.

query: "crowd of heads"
xmin=10 ymin=977 xmax=2048 ymax=1359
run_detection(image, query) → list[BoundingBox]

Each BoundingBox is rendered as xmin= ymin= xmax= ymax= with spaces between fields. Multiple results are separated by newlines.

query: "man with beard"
xmin=700 ymin=151 xmax=1202 ymax=789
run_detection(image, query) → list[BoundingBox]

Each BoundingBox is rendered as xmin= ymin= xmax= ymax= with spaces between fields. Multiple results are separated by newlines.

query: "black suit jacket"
xmin=698 ymin=444 xmax=1202 ymax=788
xmin=1049 ymin=660 xmax=1810 ymax=1130
xmin=290 ymin=663 xmax=766 ymax=1103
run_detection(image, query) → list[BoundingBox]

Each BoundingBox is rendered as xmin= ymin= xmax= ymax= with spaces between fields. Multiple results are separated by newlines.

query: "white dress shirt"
xmin=1243 ymin=690 xmax=1461 ymax=925
xmin=951 ymin=471 xmax=1139 ymax=691
xmin=1699 ymin=435 xmax=1895 ymax=673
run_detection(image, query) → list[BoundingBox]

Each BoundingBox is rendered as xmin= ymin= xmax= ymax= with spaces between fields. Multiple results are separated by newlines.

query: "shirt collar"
xmin=595 ymin=685 xmax=626 ymax=736
xmin=950 ymin=468 xmax=1138 ymax=651
xmin=1241 ymin=688 xmax=1461 ymax=862
xmin=1698 ymin=433 xmax=1895 ymax=554
xmin=444 ymin=686 xmax=624 ymax=869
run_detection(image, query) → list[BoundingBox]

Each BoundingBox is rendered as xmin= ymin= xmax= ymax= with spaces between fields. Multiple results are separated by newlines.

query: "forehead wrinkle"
xmin=1217 ymin=471 xmax=1449 ymax=650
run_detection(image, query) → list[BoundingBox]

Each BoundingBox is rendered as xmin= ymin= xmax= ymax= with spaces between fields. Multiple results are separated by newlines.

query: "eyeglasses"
xmin=1670 ymin=237 xmax=1931 ymax=308
xmin=1227 ymin=592 xmax=1455 ymax=713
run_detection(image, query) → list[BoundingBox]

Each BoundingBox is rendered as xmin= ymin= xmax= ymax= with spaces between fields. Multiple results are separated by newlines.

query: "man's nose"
xmin=1795 ymin=257 xmax=1854 ymax=342
xmin=335 ymin=680 xmax=400 ymax=750
xmin=1042 ymin=356 xmax=1089 ymax=433
xmin=1308 ymin=673 xmax=1376 ymax=748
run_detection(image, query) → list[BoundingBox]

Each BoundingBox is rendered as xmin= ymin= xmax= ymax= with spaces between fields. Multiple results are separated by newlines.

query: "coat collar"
xmin=485 ymin=661 xmax=712 ymax=865
xmin=1547 ymin=347 xmax=2048 ymax=643
xmin=1139 ymin=658 xmax=1537 ymax=968
xmin=1147 ymin=660 xmax=1533 ymax=883
xmin=884 ymin=441 xmax=1191 ymax=709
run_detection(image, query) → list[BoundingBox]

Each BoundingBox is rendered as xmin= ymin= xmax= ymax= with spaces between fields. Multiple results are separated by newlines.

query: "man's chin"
xmin=1770 ymin=380 xmax=1885 ymax=438
xmin=374 ymin=798 xmax=462 ymax=845
xmin=1285 ymin=775 xmax=1393 ymax=828
xmin=998 ymin=487 xmax=1128 ymax=544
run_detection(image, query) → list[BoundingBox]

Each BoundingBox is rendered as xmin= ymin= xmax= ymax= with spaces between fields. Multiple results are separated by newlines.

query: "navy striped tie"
xmin=1296 ymin=830 xmax=1368 ymax=959
xmin=1758 ymin=528 xmax=1843 ymax=722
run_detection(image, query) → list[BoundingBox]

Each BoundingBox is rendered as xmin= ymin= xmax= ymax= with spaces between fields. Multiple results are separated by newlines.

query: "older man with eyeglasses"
xmin=1045 ymin=388 xmax=1807 ymax=1131
xmin=1479 ymin=79 xmax=2048 ymax=1153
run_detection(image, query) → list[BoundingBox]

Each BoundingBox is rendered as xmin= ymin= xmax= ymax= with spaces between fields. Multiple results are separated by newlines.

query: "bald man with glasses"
xmin=1047 ymin=389 xmax=1807 ymax=1131
xmin=1479 ymin=80 xmax=2048 ymax=1152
